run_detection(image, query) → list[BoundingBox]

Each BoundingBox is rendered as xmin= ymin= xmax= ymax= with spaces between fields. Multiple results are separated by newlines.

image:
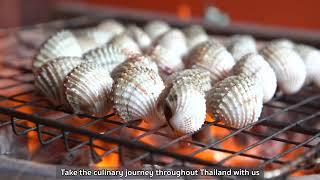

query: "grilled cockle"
xmin=153 ymin=29 xmax=188 ymax=58
xmin=33 ymin=30 xmax=82 ymax=71
xmin=182 ymin=25 xmax=209 ymax=50
xmin=125 ymin=25 xmax=151 ymax=49
xmin=232 ymin=53 xmax=277 ymax=103
xmin=108 ymin=34 xmax=141 ymax=55
xmin=158 ymin=69 xmax=211 ymax=134
xmin=143 ymin=20 xmax=170 ymax=41
xmin=226 ymin=35 xmax=257 ymax=61
xmin=207 ymin=75 xmax=263 ymax=128
xmin=64 ymin=62 xmax=113 ymax=116
xmin=260 ymin=44 xmax=306 ymax=94
xmin=34 ymin=57 xmax=83 ymax=106
xmin=97 ymin=19 xmax=125 ymax=35
xmin=186 ymin=39 xmax=235 ymax=84
xmin=83 ymin=44 xmax=128 ymax=73
xmin=294 ymin=44 xmax=320 ymax=88
xmin=112 ymin=64 xmax=165 ymax=126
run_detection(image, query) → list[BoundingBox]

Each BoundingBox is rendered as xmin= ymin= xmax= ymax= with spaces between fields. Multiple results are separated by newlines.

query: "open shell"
xmin=143 ymin=20 xmax=170 ymax=41
xmin=108 ymin=34 xmax=141 ymax=55
xmin=232 ymin=53 xmax=277 ymax=103
xmin=34 ymin=57 xmax=83 ymax=106
xmin=97 ymin=19 xmax=125 ymax=35
xmin=260 ymin=44 xmax=306 ymax=94
xmin=207 ymin=75 xmax=263 ymax=128
xmin=125 ymin=25 xmax=151 ymax=49
xmin=33 ymin=30 xmax=82 ymax=71
xmin=183 ymin=25 xmax=208 ymax=50
xmin=64 ymin=62 xmax=113 ymax=116
xmin=226 ymin=35 xmax=257 ymax=61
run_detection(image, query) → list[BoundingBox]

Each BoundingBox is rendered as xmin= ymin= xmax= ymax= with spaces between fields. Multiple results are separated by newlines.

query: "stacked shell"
xmin=186 ymin=39 xmax=235 ymax=84
xmin=158 ymin=69 xmax=212 ymax=134
xmin=125 ymin=24 xmax=151 ymax=50
xmin=33 ymin=30 xmax=82 ymax=71
xmin=143 ymin=20 xmax=170 ymax=41
xmin=206 ymin=75 xmax=263 ymax=128
xmin=112 ymin=55 xmax=165 ymax=126
xmin=108 ymin=34 xmax=141 ymax=55
xmin=64 ymin=62 xmax=113 ymax=116
xmin=182 ymin=25 xmax=209 ymax=50
xmin=226 ymin=35 xmax=257 ymax=61
xmin=232 ymin=53 xmax=277 ymax=103
xmin=260 ymin=43 xmax=306 ymax=94
xmin=97 ymin=19 xmax=125 ymax=35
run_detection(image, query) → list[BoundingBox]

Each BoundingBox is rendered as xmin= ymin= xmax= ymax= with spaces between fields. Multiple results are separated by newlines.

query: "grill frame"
xmin=0 ymin=15 xmax=319 ymax=179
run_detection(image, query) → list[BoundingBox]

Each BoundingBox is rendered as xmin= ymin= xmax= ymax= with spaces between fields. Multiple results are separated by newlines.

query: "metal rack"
xmin=0 ymin=16 xmax=319 ymax=179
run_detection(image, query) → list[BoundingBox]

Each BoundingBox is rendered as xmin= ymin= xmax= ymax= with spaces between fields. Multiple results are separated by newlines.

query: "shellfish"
xmin=64 ymin=62 xmax=113 ymax=116
xmin=260 ymin=44 xmax=306 ymax=94
xmin=108 ymin=34 xmax=141 ymax=55
xmin=186 ymin=39 xmax=235 ymax=84
xmin=33 ymin=30 xmax=82 ymax=71
xmin=34 ymin=57 xmax=83 ymax=106
xmin=226 ymin=35 xmax=257 ymax=61
xmin=143 ymin=20 xmax=170 ymax=41
xmin=97 ymin=19 xmax=125 ymax=35
xmin=182 ymin=25 xmax=209 ymax=50
xmin=206 ymin=75 xmax=263 ymax=128
xmin=232 ymin=53 xmax=277 ymax=103
xmin=125 ymin=25 xmax=151 ymax=49
xmin=294 ymin=44 xmax=320 ymax=87
xmin=268 ymin=38 xmax=295 ymax=49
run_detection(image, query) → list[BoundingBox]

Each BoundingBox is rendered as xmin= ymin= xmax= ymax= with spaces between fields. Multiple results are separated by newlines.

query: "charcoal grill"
xmin=0 ymin=10 xmax=320 ymax=179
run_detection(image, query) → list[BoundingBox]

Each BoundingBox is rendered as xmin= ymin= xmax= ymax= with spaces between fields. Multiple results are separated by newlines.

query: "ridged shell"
xmin=232 ymin=53 xmax=277 ymax=103
xmin=260 ymin=45 xmax=306 ymax=94
xmin=153 ymin=29 xmax=188 ymax=58
xmin=112 ymin=66 xmax=165 ymax=125
xmin=108 ymin=34 xmax=141 ymax=55
xmin=186 ymin=40 xmax=235 ymax=83
xmin=83 ymin=44 xmax=128 ymax=73
xmin=207 ymin=75 xmax=263 ymax=128
xmin=143 ymin=20 xmax=170 ymax=40
xmin=125 ymin=25 xmax=151 ymax=49
xmin=183 ymin=25 xmax=209 ymax=50
xmin=97 ymin=19 xmax=125 ymax=35
xmin=34 ymin=57 xmax=83 ymax=106
xmin=268 ymin=39 xmax=295 ymax=49
xmin=64 ymin=62 xmax=113 ymax=116
xmin=147 ymin=45 xmax=184 ymax=75
xmin=33 ymin=30 xmax=82 ymax=71
xmin=226 ymin=35 xmax=257 ymax=61
xmin=294 ymin=44 xmax=320 ymax=87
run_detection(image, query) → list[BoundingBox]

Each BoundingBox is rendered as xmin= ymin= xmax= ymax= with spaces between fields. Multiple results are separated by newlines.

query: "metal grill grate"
xmin=0 ymin=16 xmax=319 ymax=179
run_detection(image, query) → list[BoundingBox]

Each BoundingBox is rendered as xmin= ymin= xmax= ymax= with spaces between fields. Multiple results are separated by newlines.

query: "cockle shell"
xmin=64 ymin=62 xmax=113 ymax=116
xmin=83 ymin=44 xmax=128 ymax=73
xmin=108 ymin=34 xmax=141 ymax=55
xmin=186 ymin=40 xmax=235 ymax=84
xmin=34 ymin=57 xmax=83 ymax=106
xmin=268 ymin=38 xmax=295 ymax=49
xmin=226 ymin=35 xmax=257 ymax=61
xmin=153 ymin=29 xmax=188 ymax=58
xmin=182 ymin=25 xmax=209 ymax=50
xmin=143 ymin=20 xmax=170 ymax=40
xmin=294 ymin=44 xmax=320 ymax=87
xmin=207 ymin=75 xmax=263 ymax=128
xmin=125 ymin=25 xmax=151 ymax=49
xmin=158 ymin=69 xmax=211 ymax=134
xmin=232 ymin=53 xmax=277 ymax=103
xmin=112 ymin=66 xmax=165 ymax=125
xmin=260 ymin=44 xmax=306 ymax=94
xmin=97 ymin=19 xmax=125 ymax=35
xmin=33 ymin=30 xmax=82 ymax=71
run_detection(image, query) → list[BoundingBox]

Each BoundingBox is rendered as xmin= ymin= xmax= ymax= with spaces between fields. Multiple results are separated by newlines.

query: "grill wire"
xmin=0 ymin=16 xmax=319 ymax=179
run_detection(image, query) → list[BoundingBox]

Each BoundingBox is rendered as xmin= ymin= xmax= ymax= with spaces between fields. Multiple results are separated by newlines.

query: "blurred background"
xmin=0 ymin=0 xmax=319 ymax=30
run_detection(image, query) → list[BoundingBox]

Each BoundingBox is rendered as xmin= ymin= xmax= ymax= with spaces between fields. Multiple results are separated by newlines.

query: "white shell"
xmin=232 ymin=53 xmax=277 ymax=103
xmin=260 ymin=45 xmax=306 ymax=94
xmin=109 ymin=34 xmax=141 ymax=55
xmin=97 ymin=19 xmax=125 ymax=35
xmin=143 ymin=20 xmax=170 ymax=40
xmin=294 ymin=44 xmax=320 ymax=87
xmin=125 ymin=25 xmax=151 ymax=49
xmin=83 ymin=44 xmax=128 ymax=73
xmin=183 ymin=25 xmax=208 ymax=50
xmin=226 ymin=35 xmax=257 ymax=61
xmin=186 ymin=40 xmax=235 ymax=84
xmin=158 ymin=69 xmax=211 ymax=134
xmin=33 ymin=30 xmax=82 ymax=71
xmin=268 ymin=39 xmax=295 ymax=49
xmin=153 ymin=29 xmax=188 ymax=58
xmin=112 ymin=66 xmax=165 ymax=125
xmin=34 ymin=57 xmax=83 ymax=106
xmin=64 ymin=62 xmax=113 ymax=116
xmin=207 ymin=75 xmax=263 ymax=128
